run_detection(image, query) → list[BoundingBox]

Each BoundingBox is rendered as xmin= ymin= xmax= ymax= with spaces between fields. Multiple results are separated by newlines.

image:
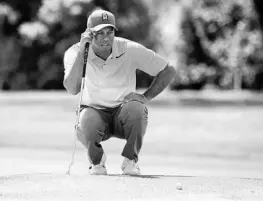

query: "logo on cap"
xmin=102 ymin=13 xmax=108 ymax=21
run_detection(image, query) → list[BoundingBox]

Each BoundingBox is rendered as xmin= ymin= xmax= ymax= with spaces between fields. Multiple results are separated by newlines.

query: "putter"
xmin=66 ymin=42 xmax=89 ymax=175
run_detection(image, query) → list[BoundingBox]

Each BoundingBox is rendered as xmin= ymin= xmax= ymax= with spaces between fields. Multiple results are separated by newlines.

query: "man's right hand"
xmin=79 ymin=29 xmax=93 ymax=53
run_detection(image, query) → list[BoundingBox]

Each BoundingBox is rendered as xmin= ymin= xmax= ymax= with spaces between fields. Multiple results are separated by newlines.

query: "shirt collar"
xmin=88 ymin=45 xmax=97 ymax=61
xmin=111 ymin=38 xmax=119 ymax=59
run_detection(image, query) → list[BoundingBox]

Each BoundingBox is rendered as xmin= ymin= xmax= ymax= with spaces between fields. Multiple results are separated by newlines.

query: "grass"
xmin=1 ymin=90 xmax=263 ymax=200
xmin=1 ymin=90 xmax=263 ymax=160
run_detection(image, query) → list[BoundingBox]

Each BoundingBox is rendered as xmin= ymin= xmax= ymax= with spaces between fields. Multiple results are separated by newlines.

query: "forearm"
xmin=143 ymin=65 xmax=176 ymax=101
xmin=63 ymin=50 xmax=85 ymax=95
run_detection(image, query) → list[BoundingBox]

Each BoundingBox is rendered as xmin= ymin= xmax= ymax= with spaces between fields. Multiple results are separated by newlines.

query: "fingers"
xmin=124 ymin=92 xmax=133 ymax=99
xmin=122 ymin=93 xmax=132 ymax=106
xmin=81 ymin=29 xmax=93 ymax=43
xmin=123 ymin=92 xmax=134 ymax=101
xmin=81 ymin=33 xmax=92 ymax=42
xmin=122 ymin=92 xmax=148 ymax=106
xmin=79 ymin=30 xmax=93 ymax=52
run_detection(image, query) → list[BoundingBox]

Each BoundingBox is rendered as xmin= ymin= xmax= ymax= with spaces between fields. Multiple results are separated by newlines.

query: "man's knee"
xmin=77 ymin=108 xmax=106 ymax=143
xmin=122 ymin=101 xmax=148 ymax=122
xmin=77 ymin=127 xmax=104 ymax=144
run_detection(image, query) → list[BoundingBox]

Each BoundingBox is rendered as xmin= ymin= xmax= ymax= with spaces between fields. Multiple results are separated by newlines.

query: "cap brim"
xmin=92 ymin=24 xmax=118 ymax=32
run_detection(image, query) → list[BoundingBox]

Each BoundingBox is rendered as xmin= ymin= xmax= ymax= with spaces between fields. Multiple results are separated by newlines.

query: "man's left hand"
xmin=123 ymin=92 xmax=148 ymax=105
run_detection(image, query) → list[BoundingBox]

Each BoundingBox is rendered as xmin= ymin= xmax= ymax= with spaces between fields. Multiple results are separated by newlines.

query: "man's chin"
xmin=100 ymin=45 xmax=112 ymax=51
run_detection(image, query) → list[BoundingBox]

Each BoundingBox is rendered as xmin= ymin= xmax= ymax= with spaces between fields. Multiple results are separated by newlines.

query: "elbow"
xmin=162 ymin=65 xmax=176 ymax=81
xmin=68 ymin=89 xmax=79 ymax=95
xmin=63 ymin=78 xmax=79 ymax=95
xmin=168 ymin=65 xmax=176 ymax=76
xmin=165 ymin=65 xmax=176 ymax=85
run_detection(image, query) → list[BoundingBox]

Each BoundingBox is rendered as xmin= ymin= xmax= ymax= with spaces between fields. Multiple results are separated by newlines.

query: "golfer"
xmin=63 ymin=9 xmax=176 ymax=175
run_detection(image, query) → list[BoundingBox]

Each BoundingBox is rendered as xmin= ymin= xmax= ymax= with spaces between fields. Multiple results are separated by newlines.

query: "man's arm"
xmin=63 ymin=48 xmax=84 ymax=95
xmin=122 ymin=42 xmax=176 ymax=104
xmin=122 ymin=64 xmax=176 ymax=104
xmin=143 ymin=64 xmax=176 ymax=101
xmin=63 ymin=30 xmax=93 ymax=95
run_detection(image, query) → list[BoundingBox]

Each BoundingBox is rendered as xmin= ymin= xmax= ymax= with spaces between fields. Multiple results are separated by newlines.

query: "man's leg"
xmin=77 ymin=107 xmax=111 ymax=165
xmin=115 ymin=101 xmax=148 ymax=162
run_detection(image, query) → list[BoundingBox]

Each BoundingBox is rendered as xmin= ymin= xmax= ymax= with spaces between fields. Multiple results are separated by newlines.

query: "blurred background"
xmin=1 ymin=0 xmax=263 ymax=184
xmin=1 ymin=0 xmax=263 ymax=91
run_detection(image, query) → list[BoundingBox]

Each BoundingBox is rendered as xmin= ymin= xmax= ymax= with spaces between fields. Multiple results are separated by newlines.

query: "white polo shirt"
xmin=64 ymin=37 xmax=168 ymax=108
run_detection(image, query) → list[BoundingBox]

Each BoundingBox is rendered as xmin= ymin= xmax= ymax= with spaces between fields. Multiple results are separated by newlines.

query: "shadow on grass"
xmin=105 ymin=174 xmax=195 ymax=179
xmin=0 ymin=173 xmax=195 ymax=181
xmin=1 ymin=173 xmax=262 ymax=181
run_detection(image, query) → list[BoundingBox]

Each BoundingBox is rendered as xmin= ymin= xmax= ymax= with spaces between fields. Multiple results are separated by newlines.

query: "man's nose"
xmin=103 ymin=36 xmax=110 ymax=41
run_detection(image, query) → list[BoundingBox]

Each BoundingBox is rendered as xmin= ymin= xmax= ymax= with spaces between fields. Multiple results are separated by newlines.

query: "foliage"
xmin=171 ymin=0 xmax=263 ymax=90
xmin=0 ymin=0 xmax=155 ymax=90
xmin=2 ymin=0 xmax=263 ymax=90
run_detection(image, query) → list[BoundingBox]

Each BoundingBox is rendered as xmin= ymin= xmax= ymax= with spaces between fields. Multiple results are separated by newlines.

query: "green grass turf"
xmin=1 ymin=90 xmax=263 ymax=201
xmin=1 ymin=90 xmax=263 ymax=161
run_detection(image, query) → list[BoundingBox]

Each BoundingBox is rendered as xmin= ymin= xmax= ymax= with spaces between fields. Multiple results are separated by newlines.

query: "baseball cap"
xmin=87 ymin=9 xmax=118 ymax=32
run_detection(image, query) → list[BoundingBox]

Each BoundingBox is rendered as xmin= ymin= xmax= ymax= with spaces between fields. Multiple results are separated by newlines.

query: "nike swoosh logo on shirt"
xmin=116 ymin=53 xmax=125 ymax=58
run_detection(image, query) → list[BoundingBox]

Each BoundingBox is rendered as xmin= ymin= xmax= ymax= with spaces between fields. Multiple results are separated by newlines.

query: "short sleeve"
xmin=128 ymin=42 xmax=168 ymax=76
xmin=63 ymin=44 xmax=79 ymax=77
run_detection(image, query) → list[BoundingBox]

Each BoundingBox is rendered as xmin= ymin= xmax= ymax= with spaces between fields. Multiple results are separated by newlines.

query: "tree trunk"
xmin=233 ymin=67 xmax=242 ymax=90
xmin=253 ymin=0 xmax=263 ymax=32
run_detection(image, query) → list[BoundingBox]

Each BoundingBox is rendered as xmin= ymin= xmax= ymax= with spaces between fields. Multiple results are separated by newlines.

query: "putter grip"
xmin=82 ymin=42 xmax=89 ymax=78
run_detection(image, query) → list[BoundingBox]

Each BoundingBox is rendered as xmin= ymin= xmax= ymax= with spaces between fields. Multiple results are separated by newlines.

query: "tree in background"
xmin=170 ymin=0 xmax=263 ymax=90
xmin=0 ymin=1 xmax=25 ymax=89
xmin=2 ymin=0 xmax=263 ymax=90
xmin=0 ymin=0 xmax=155 ymax=90
xmin=252 ymin=0 xmax=263 ymax=89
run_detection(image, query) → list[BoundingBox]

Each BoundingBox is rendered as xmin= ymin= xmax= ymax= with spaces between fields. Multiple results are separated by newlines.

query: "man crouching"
xmin=63 ymin=9 xmax=176 ymax=175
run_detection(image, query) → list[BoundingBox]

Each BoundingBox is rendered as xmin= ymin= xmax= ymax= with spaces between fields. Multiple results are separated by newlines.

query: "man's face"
xmin=92 ymin=27 xmax=115 ymax=51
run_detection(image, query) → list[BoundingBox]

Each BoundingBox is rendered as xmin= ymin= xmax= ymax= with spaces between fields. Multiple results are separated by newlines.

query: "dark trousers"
xmin=76 ymin=101 xmax=148 ymax=165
